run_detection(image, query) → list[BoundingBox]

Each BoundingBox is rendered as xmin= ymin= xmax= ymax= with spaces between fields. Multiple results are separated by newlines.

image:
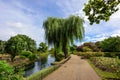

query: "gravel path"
xmin=44 ymin=55 xmax=101 ymax=80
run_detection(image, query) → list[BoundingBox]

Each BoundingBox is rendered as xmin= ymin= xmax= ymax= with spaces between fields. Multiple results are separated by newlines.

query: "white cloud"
xmin=55 ymin=0 xmax=87 ymax=17
xmin=0 ymin=0 xmax=120 ymax=47
xmin=0 ymin=0 xmax=45 ymax=46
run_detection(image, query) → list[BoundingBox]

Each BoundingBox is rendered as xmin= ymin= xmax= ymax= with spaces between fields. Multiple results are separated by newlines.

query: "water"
xmin=24 ymin=54 xmax=55 ymax=77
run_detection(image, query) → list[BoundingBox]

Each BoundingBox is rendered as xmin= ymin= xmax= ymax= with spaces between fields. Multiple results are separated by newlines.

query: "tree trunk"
xmin=54 ymin=49 xmax=57 ymax=61
xmin=11 ymin=55 xmax=15 ymax=62
xmin=62 ymin=45 xmax=68 ymax=59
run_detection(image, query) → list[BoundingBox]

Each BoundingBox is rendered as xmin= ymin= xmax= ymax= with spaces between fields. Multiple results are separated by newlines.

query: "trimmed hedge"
xmin=26 ymin=65 xmax=60 ymax=80
xmin=74 ymin=52 xmax=104 ymax=59
xmin=104 ymin=52 xmax=120 ymax=59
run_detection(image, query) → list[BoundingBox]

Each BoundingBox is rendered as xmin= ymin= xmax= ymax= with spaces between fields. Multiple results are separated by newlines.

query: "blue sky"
xmin=0 ymin=0 xmax=120 ymax=46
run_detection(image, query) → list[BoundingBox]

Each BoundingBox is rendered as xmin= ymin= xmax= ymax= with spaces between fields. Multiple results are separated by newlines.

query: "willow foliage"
xmin=43 ymin=15 xmax=84 ymax=58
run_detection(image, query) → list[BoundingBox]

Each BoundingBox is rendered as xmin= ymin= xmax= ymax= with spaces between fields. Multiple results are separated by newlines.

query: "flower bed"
xmin=90 ymin=57 xmax=120 ymax=73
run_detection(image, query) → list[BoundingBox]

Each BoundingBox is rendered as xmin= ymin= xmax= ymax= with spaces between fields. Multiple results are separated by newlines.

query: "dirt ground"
xmin=43 ymin=55 xmax=101 ymax=80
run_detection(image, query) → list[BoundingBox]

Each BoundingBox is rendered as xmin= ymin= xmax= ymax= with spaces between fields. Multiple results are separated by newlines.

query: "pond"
xmin=23 ymin=54 xmax=55 ymax=77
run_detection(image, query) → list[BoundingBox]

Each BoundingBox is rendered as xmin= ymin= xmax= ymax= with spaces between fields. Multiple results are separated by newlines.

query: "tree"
xmin=43 ymin=15 xmax=84 ymax=58
xmin=6 ymin=34 xmax=36 ymax=61
xmin=0 ymin=40 xmax=7 ymax=54
xmin=100 ymin=36 xmax=120 ymax=52
xmin=38 ymin=42 xmax=48 ymax=52
xmin=83 ymin=0 xmax=120 ymax=25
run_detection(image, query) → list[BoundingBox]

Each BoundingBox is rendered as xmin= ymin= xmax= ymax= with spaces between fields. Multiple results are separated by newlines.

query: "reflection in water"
xmin=24 ymin=54 xmax=55 ymax=77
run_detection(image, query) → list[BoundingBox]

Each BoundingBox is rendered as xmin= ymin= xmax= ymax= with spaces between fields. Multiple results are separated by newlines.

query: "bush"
xmin=56 ymin=53 xmax=64 ymax=61
xmin=21 ymin=51 xmax=36 ymax=61
xmin=82 ymin=46 xmax=92 ymax=52
xmin=28 ymin=54 xmax=36 ymax=61
xmin=0 ymin=60 xmax=23 ymax=80
xmin=21 ymin=51 xmax=32 ymax=57
xmin=90 ymin=57 xmax=120 ymax=73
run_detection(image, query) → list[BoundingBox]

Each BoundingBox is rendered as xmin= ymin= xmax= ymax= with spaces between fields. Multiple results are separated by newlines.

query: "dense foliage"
xmin=70 ymin=45 xmax=77 ymax=53
xmin=38 ymin=42 xmax=48 ymax=52
xmin=43 ymin=15 xmax=84 ymax=58
xmin=90 ymin=57 xmax=120 ymax=78
xmin=21 ymin=51 xmax=36 ymax=61
xmin=99 ymin=36 xmax=120 ymax=52
xmin=0 ymin=60 xmax=23 ymax=80
xmin=77 ymin=42 xmax=101 ymax=52
xmin=6 ymin=34 xmax=37 ymax=61
xmin=56 ymin=52 xmax=64 ymax=61
xmin=0 ymin=40 xmax=7 ymax=54
xmin=83 ymin=0 xmax=120 ymax=25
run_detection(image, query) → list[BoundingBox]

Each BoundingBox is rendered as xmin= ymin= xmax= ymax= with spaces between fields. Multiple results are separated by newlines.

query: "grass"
xmin=87 ymin=59 xmax=119 ymax=80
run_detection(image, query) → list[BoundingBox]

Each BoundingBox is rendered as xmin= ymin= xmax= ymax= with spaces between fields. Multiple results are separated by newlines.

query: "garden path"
xmin=43 ymin=55 xmax=101 ymax=80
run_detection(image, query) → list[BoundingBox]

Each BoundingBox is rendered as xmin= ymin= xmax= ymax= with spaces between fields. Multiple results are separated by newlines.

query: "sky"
xmin=0 ymin=0 xmax=120 ymax=46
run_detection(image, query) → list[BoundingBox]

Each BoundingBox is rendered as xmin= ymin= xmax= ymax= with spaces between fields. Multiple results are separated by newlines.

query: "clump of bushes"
xmin=90 ymin=57 xmax=120 ymax=73
xmin=82 ymin=46 xmax=92 ymax=52
xmin=56 ymin=52 xmax=64 ymax=61
xmin=0 ymin=60 xmax=23 ymax=80
xmin=74 ymin=52 xmax=104 ymax=59
xmin=21 ymin=51 xmax=36 ymax=61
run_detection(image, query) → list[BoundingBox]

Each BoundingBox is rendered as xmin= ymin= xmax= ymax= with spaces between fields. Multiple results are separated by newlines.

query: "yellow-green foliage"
xmin=26 ymin=65 xmax=60 ymax=80
xmin=87 ymin=60 xmax=119 ymax=80
xmin=90 ymin=57 xmax=120 ymax=72
xmin=90 ymin=57 xmax=120 ymax=79
xmin=74 ymin=52 xmax=104 ymax=59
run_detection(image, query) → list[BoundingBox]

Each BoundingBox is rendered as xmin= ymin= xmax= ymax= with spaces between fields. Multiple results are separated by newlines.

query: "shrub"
xmin=90 ymin=57 xmax=120 ymax=73
xmin=21 ymin=51 xmax=32 ymax=57
xmin=21 ymin=51 xmax=37 ymax=61
xmin=82 ymin=46 xmax=92 ymax=52
xmin=56 ymin=53 xmax=64 ymax=61
xmin=28 ymin=54 xmax=36 ymax=61
xmin=0 ymin=60 xmax=23 ymax=80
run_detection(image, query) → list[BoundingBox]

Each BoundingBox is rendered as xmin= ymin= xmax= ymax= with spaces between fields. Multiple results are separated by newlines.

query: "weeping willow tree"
xmin=43 ymin=15 xmax=84 ymax=58
xmin=43 ymin=17 xmax=62 ymax=58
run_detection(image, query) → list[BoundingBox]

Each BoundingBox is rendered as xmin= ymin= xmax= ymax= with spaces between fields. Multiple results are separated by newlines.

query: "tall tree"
xmin=43 ymin=17 xmax=61 ymax=58
xmin=83 ymin=0 xmax=120 ymax=25
xmin=0 ymin=40 xmax=7 ymax=54
xmin=100 ymin=36 xmax=120 ymax=52
xmin=43 ymin=15 xmax=84 ymax=58
xmin=6 ymin=34 xmax=36 ymax=61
